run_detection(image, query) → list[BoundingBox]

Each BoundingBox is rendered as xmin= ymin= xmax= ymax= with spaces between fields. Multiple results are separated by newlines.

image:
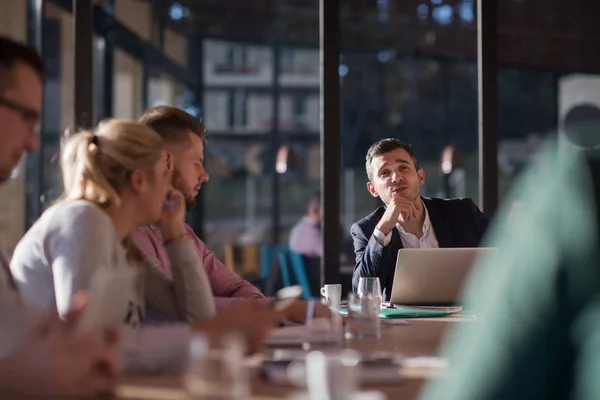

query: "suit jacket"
xmin=351 ymin=197 xmax=488 ymax=298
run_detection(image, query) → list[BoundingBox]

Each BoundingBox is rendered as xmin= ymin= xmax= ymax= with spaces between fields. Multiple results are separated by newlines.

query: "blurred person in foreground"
xmin=0 ymin=35 xmax=120 ymax=397
xmin=133 ymin=106 xmax=330 ymax=321
xmin=420 ymin=120 xmax=600 ymax=400
xmin=352 ymin=138 xmax=488 ymax=298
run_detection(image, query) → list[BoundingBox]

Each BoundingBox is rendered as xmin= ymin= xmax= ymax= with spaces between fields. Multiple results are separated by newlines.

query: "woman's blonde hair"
xmin=61 ymin=119 xmax=163 ymax=208
xmin=60 ymin=120 xmax=164 ymax=262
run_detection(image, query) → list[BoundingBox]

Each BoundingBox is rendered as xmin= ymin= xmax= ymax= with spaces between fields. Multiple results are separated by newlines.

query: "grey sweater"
xmin=10 ymin=200 xmax=215 ymax=324
xmin=0 ymin=200 xmax=223 ymax=376
xmin=0 ymin=235 xmax=194 ymax=374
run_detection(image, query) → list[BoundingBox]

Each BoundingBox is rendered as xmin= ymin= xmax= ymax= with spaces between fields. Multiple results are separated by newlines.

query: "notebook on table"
xmin=339 ymin=305 xmax=456 ymax=319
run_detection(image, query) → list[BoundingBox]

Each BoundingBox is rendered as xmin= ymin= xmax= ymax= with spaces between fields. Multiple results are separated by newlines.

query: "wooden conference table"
xmin=116 ymin=315 xmax=473 ymax=400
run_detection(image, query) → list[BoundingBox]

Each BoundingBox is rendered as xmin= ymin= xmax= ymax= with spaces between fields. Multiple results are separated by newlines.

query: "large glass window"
xmin=25 ymin=0 xmax=562 ymax=281
xmin=341 ymin=0 xmax=479 ymax=220
xmin=115 ymin=0 xmax=152 ymax=42
xmin=113 ymin=49 xmax=144 ymax=120
xmin=35 ymin=2 xmax=75 ymax=215
xmin=497 ymin=0 xmax=591 ymax=198
xmin=202 ymin=137 xmax=273 ymax=253
xmin=203 ymin=40 xmax=275 ymax=133
xmin=201 ymin=38 xmax=276 ymax=257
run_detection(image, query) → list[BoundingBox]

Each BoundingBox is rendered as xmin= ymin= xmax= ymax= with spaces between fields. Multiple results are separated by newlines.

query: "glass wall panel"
xmin=113 ymin=48 xmax=143 ymax=120
xmin=202 ymin=138 xmax=272 ymax=257
xmin=497 ymin=0 xmax=590 ymax=198
xmin=340 ymin=0 xmax=479 ymax=226
xmin=36 ymin=2 xmax=75 ymax=215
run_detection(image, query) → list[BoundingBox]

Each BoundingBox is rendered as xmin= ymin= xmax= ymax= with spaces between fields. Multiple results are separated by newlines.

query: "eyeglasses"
xmin=0 ymin=97 xmax=41 ymax=133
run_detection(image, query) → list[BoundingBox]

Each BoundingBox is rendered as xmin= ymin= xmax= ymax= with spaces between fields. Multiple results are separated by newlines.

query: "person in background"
xmin=133 ymin=106 xmax=329 ymax=321
xmin=0 ymin=35 xmax=120 ymax=397
xmin=351 ymin=138 xmax=488 ymax=299
xmin=420 ymin=128 xmax=600 ymax=400
xmin=437 ymin=145 xmax=466 ymax=199
xmin=133 ymin=106 xmax=263 ymax=311
xmin=289 ymin=191 xmax=322 ymax=258
xmin=289 ymin=191 xmax=323 ymax=296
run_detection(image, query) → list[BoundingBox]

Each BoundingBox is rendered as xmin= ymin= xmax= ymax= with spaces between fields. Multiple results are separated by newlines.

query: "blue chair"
xmin=260 ymin=244 xmax=312 ymax=299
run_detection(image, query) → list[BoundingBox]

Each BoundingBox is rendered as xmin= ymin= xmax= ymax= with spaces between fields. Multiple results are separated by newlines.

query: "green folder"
xmin=339 ymin=306 xmax=455 ymax=319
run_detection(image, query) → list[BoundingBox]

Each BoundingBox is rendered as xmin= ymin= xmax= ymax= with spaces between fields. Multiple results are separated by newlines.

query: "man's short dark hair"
xmin=0 ymin=36 xmax=44 ymax=92
xmin=138 ymin=105 xmax=206 ymax=145
xmin=365 ymin=138 xmax=420 ymax=181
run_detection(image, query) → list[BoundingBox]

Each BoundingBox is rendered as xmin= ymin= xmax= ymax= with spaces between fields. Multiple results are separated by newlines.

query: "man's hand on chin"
xmin=378 ymin=197 xmax=418 ymax=233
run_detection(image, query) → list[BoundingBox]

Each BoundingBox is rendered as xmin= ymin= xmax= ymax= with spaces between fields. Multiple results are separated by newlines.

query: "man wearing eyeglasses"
xmin=0 ymin=36 xmax=120 ymax=397
xmin=0 ymin=40 xmax=41 ymax=181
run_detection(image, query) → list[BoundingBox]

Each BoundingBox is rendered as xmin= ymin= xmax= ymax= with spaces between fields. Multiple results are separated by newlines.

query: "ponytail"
xmin=60 ymin=120 xmax=163 ymax=210
xmin=61 ymin=131 xmax=123 ymax=208
xmin=59 ymin=120 xmax=164 ymax=264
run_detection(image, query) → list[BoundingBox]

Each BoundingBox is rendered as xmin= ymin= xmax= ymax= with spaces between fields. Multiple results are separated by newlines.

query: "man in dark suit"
xmin=351 ymin=138 xmax=488 ymax=298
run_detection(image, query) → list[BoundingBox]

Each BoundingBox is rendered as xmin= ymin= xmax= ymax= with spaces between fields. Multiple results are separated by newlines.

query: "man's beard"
xmin=172 ymin=170 xmax=197 ymax=211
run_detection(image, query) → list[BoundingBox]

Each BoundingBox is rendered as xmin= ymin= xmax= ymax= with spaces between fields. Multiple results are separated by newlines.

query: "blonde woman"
xmin=10 ymin=120 xmax=215 ymax=326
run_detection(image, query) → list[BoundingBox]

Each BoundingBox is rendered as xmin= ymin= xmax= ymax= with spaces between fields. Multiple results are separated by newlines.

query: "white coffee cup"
xmin=320 ymin=284 xmax=342 ymax=303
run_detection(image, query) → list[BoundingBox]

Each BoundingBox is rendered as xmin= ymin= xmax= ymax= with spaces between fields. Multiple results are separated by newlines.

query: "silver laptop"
xmin=389 ymin=248 xmax=495 ymax=306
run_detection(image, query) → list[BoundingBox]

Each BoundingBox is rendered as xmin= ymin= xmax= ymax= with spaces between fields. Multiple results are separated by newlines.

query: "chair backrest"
xmin=260 ymin=244 xmax=312 ymax=299
xmin=259 ymin=244 xmax=287 ymax=279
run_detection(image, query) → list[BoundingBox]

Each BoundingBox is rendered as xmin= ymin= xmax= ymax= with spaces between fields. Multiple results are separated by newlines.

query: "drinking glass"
xmin=305 ymin=350 xmax=361 ymax=400
xmin=344 ymin=293 xmax=381 ymax=339
xmin=303 ymin=298 xmax=344 ymax=350
xmin=184 ymin=333 xmax=250 ymax=400
xmin=357 ymin=277 xmax=383 ymax=305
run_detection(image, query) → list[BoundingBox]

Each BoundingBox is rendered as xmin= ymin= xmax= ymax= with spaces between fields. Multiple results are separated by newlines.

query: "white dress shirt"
xmin=373 ymin=202 xmax=440 ymax=249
